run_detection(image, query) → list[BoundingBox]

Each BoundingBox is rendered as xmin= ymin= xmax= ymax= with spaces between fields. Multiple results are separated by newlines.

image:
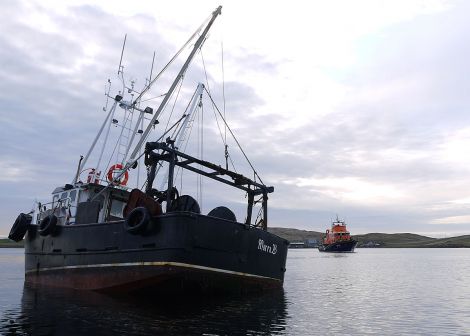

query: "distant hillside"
xmin=419 ymin=235 xmax=470 ymax=248
xmin=354 ymin=233 xmax=435 ymax=247
xmin=268 ymin=228 xmax=470 ymax=248
xmin=268 ymin=227 xmax=323 ymax=242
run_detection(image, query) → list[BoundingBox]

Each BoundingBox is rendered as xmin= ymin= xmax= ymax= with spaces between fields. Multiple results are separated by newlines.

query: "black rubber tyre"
xmin=169 ymin=195 xmax=201 ymax=214
xmin=207 ymin=206 xmax=237 ymax=222
xmin=124 ymin=207 xmax=150 ymax=234
xmin=8 ymin=213 xmax=32 ymax=242
xmin=38 ymin=214 xmax=58 ymax=236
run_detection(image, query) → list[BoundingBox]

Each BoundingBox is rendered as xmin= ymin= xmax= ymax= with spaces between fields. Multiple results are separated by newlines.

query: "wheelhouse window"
xmin=52 ymin=194 xmax=59 ymax=206
xmin=69 ymin=190 xmax=77 ymax=202
xmin=109 ymin=198 xmax=126 ymax=220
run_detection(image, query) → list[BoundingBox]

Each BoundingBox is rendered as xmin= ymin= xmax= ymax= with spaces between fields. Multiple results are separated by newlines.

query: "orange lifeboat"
xmin=318 ymin=216 xmax=357 ymax=252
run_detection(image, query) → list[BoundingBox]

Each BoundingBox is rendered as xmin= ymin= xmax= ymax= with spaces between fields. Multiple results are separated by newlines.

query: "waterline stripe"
xmin=25 ymin=261 xmax=281 ymax=281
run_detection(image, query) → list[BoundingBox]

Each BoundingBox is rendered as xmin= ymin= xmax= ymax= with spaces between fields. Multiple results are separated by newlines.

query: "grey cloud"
xmin=230 ymin=50 xmax=279 ymax=75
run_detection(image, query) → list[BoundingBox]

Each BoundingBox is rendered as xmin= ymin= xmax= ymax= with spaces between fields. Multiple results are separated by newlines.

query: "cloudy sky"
xmin=2 ymin=0 xmax=470 ymax=237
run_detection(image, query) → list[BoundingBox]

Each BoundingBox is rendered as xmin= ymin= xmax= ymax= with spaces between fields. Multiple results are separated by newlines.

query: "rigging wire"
xmin=254 ymin=207 xmax=263 ymax=226
xmin=163 ymin=77 xmax=184 ymax=135
xmin=203 ymin=87 xmax=266 ymax=186
xmin=198 ymin=99 xmax=204 ymax=209
xmin=170 ymin=86 xmax=199 ymax=141
xmin=104 ymin=124 xmax=122 ymax=178
xmin=155 ymin=85 xmax=200 ymax=190
xmin=221 ymin=42 xmax=228 ymax=169
xmin=139 ymin=93 xmax=166 ymax=103
xmin=200 ymin=50 xmax=237 ymax=172
xmin=132 ymin=11 xmax=212 ymax=105
xmin=173 ymin=97 xmax=200 ymax=187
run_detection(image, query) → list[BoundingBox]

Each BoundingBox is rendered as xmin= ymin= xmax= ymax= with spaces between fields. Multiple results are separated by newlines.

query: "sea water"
xmin=0 ymin=248 xmax=469 ymax=335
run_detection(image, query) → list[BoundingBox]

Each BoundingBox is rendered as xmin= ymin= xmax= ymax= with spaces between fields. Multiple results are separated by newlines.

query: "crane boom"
xmin=127 ymin=6 xmax=222 ymax=166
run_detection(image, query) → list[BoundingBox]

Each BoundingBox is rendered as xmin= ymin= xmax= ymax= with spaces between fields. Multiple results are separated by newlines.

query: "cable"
xmin=221 ymin=42 xmax=227 ymax=145
xmin=204 ymin=87 xmax=265 ymax=186
xmin=200 ymin=50 xmax=238 ymax=172
xmin=163 ymin=77 xmax=184 ymax=135
xmin=139 ymin=93 xmax=166 ymax=103
xmin=132 ymin=11 xmax=212 ymax=105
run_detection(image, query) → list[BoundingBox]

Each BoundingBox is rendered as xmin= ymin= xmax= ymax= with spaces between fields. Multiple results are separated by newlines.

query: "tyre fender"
xmin=124 ymin=207 xmax=150 ymax=234
xmin=38 ymin=214 xmax=58 ymax=236
xmin=8 ymin=213 xmax=32 ymax=242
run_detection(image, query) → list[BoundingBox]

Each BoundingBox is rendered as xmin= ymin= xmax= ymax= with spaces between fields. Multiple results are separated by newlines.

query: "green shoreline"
xmin=0 ymin=239 xmax=24 ymax=248
xmin=2 ymin=229 xmax=470 ymax=248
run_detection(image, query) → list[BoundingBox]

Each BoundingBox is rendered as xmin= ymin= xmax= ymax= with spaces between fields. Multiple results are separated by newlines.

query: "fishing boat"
xmin=318 ymin=217 xmax=357 ymax=252
xmin=8 ymin=6 xmax=288 ymax=294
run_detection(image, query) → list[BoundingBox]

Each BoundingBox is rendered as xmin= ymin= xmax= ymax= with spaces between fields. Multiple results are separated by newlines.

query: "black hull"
xmin=318 ymin=240 xmax=357 ymax=253
xmin=24 ymin=212 xmax=288 ymax=293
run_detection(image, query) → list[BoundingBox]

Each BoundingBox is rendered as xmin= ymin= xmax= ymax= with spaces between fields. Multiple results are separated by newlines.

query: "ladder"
xmin=116 ymin=106 xmax=135 ymax=165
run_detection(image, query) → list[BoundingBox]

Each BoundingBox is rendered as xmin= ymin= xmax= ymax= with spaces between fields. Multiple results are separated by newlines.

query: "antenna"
xmin=118 ymin=34 xmax=127 ymax=75
xmin=149 ymin=51 xmax=156 ymax=84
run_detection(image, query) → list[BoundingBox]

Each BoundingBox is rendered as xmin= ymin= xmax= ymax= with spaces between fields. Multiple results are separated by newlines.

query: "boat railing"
xmin=37 ymin=198 xmax=76 ymax=225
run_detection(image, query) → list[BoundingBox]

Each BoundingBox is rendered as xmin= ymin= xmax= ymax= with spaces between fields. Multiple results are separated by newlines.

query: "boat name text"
xmin=258 ymin=239 xmax=277 ymax=255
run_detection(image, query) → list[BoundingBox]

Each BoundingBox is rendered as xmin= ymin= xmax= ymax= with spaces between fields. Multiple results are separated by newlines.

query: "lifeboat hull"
xmin=318 ymin=240 xmax=357 ymax=253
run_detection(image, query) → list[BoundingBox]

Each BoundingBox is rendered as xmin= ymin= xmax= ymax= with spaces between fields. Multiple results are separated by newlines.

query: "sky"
xmin=1 ymin=0 xmax=470 ymax=237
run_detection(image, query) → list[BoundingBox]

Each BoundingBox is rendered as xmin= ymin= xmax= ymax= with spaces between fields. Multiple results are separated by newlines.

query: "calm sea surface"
xmin=1 ymin=248 xmax=469 ymax=335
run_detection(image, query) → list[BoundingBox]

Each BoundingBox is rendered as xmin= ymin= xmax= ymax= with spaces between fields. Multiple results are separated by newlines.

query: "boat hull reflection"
xmin=2 ymin=284 xmax=288 ymax=335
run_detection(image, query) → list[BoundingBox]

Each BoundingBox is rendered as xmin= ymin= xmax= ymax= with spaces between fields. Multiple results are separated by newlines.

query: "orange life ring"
xmin=107 ymin=164 xmax=129 ymax=186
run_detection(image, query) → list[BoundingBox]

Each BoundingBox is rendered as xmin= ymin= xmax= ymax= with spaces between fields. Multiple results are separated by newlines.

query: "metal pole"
xmin=166 ymin=151 xmax=176 ymax=212
xmin=246 ymin=192 xmax=254 ymax=226
xmin=262 ymin=192 xmax=268 ymax=230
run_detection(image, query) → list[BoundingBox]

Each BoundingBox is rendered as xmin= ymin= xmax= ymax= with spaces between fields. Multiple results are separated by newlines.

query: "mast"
xmin=127 ymin=6 xmax=222 ymax=165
